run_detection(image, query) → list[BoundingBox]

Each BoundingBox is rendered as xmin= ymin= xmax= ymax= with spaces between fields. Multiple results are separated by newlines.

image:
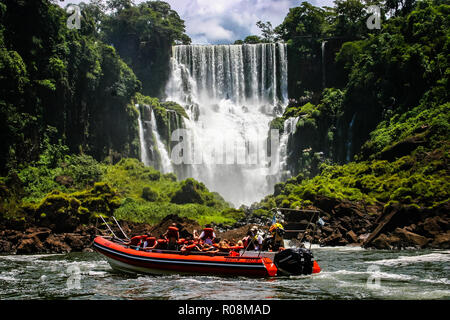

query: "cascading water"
xmin=346 ymin=114 xmax=356 ymax=162
xmin=279 ymin=116 xmax=299 ymax=180
xmin=164 ymin=43 xmax=288 ymax=206
xmin=138 ymin=104 xmax=150 ymax=167
xmin=321 ymin=41 xmax=327 ymax=89
xmin=138 ymin=104 xmax=174 ymax=173
xmin=150 ymin=109 xmax=174 ymax=173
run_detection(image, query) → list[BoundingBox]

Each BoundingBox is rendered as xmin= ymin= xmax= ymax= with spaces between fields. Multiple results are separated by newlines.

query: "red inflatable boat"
xmin=93 ymin=236 xmax=321 ymax=277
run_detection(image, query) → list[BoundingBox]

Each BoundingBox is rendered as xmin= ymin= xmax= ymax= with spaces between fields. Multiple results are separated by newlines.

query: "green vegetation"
xmin=1 ymin=156 xmax=241 ymax=226
xmin=252 ymin=0 xmax=449 ymax=217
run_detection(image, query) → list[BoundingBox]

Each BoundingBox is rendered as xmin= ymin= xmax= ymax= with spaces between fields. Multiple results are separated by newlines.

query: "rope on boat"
xmin=112 ymin=216 xmax=129 ymax=240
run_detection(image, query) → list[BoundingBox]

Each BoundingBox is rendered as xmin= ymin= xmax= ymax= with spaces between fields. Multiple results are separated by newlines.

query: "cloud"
xmin=164 ymin=0 xmax=335 ymax=44
xmin=58 ymin=0 xmax=336 ymax=44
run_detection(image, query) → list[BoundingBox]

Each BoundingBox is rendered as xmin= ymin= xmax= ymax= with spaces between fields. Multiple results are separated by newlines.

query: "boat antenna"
xmin=112 ymin=216 xmax=129 ymax=240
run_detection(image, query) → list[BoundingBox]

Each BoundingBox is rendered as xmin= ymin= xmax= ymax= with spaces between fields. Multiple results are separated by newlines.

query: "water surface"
xmin=1 ymin=247 xmax=448 ymax=300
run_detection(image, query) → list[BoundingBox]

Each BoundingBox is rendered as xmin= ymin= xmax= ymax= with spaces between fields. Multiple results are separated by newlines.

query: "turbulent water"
xmin=1 ymin=248 xmax=448 ymax=300
xmin=163 ymin=43 xmax=289 ymax=206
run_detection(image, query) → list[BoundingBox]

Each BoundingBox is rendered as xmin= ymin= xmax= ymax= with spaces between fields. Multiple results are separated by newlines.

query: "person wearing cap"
xmin=243 ymin=226 xmax=263 ymax=251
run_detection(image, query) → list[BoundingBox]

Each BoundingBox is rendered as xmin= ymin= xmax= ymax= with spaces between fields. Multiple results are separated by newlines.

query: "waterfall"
xmin=279 ymin=116 xmax=299 ymax=180
xmin=138 ymin=104 xmax=150 ymax=166
xmin=321 ymin=41 xmax=327 ymax=89
xmin=165 ymin=43 xmax=288 ymax=206
xmin=138 ymin=104 xmax=174 ymax=173
xmin=346 ymin=114 xmax=356 ymax=162
xmin=150 ymin=109 xmax=174 ymax=173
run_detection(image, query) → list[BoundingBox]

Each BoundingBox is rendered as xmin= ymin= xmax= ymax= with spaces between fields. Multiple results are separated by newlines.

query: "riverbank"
xmin=1 ymin=196 xmax=449 ymax=255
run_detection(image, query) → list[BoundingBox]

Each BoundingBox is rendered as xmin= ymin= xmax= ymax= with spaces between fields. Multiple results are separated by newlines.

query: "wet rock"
xmin=371 ymin=234 xmax=392 ymax=249
xmin=392 ymin=227 xmax=430 ymax=248
xmin=430 ymin=231 xmax=450 ymax=249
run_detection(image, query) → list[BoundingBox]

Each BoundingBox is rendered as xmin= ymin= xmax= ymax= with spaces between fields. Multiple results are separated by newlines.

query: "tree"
xmin=256 ymin=20 xmax=275 ymax=42
xmin=243 ymin=35 xmax=262 ymax=44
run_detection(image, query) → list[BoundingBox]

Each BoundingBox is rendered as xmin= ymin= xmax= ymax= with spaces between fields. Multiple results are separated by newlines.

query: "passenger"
xmin=199 ymin=224 xmax=216 ymax=245
xmin=154 ymin=238 xmax=168 ymax=250
xmin=218 ymin=240 xmax=231 ymax=252
xmin=180 ymin=240 xmax=201 ymax=253
xmin=163 ymin=223 xmax=180 ymax=250
xmin=142 ymin=236 xmax=157 ymax=250
xmin=128 ymin=235 xmax=145 ymax=250
xmin=265 ymin=222 xmax=285 ymax=251
xmin=201 ymin=243 xmax=219 ymax=253
xmin=242 ymin=226 xmax=263 ymax=251
xmin=193 ymin=229 xmax=200 ymax=241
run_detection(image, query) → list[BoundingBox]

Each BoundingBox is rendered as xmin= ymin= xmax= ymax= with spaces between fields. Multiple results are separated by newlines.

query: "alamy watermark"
xmin=169 ymin=128 xmax=281 ymax=175
xmin=66 ymin=4 xmax=81 ymax=30
xmin=40 ymin=264 xmax=84 ymax=290
xmin=366 ymin=265 xmax=381 ymax=289
xmin=366 ymin=5 xmax=381 ymax=30
xmin=59 ymin=1 xmax=81 ymax=30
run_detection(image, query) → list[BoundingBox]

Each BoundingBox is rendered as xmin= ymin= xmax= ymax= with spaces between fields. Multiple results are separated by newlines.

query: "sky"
xmin=59 ymin=0 xmax=335 ymax=44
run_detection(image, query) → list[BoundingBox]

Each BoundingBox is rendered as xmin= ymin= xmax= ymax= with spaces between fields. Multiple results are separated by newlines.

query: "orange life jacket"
xmin=167 ymin=226 xmax=179 ymax=239
xmin=146 ymin=236 xmax=156 ymax=246
xmin=130 ymin=235 xmax=144 ymax=246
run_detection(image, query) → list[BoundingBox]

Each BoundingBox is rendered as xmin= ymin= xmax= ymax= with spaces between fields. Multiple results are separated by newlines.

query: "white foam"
xmin=367 ymin=251 xmax=450 ymax=266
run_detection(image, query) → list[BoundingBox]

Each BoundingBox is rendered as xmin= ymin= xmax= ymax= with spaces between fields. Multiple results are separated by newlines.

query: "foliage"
xmin=101 ymin=1 xmax=190 ymax=97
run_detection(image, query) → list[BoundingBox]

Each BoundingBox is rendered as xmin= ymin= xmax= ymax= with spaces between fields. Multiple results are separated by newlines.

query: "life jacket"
xmin=269 ymin=223 xmax=285 ymax=238
xmin=177 ymin=238 xmax=186 ymax=245
xmin=201 ymin=228 xmax=214 ymax=240
xmin=146 ymin=236 xmax=156 ymax=247
xmin=155 ymin=238 xmax=167 ymax=249
xmin=167 ymin=226 xmax=179 ymax=239
xmin=130 ymin=235 xmax=144 ymax=246
xmin=185 ymin=243 xmax=197 ymax=251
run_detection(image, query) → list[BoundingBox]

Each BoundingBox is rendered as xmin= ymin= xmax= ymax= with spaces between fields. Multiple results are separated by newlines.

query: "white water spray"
xmin=163 ymin=43 xmax=288 ymax=206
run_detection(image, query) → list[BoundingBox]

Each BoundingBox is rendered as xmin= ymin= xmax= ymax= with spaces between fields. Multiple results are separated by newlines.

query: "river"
xmin=0 ymin=246 xmax=448 ymax=300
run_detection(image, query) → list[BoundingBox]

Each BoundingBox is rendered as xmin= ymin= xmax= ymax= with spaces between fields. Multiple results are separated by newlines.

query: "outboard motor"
xmin=273 ymin=248 xmax=314 ymax=275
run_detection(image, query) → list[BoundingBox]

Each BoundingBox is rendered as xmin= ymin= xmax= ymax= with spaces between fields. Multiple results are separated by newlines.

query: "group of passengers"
xmin=126 ymin=221 xmax=285 ymax=253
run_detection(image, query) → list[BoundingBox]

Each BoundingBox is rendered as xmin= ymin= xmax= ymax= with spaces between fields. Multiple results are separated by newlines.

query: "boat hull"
xmin=93 ymin=236 xmax=277 ymax=277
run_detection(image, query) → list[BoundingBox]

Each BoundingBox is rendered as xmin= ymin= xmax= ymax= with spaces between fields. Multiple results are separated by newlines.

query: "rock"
xmin=82 ymin=247 xmax=94 ymax=253
xmin=64 ymin=233 xmax=89 ymax=251
xmin=16 ymin=236 xmax=45 ymax=254
xmin=346 ymin=230 xmax=359 ymax=243
xmin=3 ymin=229 xmax=22 ymax=244
xmin=393 ymin=227 xmax=430 ymax=248
xmin=44 ymin=234 xmax=71 ymax=253
xmin=313 ymin=195 xmax=340 ymax=213
xmin=371 ymin=234 xmax=392 ymax=249
xmin=430 ymin=231 xmax=450 ymax=249
xmin=322 ymin=230 xmax=342 ymax=246
xmin=25 ymin=227 xmax=51 ymax=241
xmin=419 ymin=216 xmax=446 ymax=237
xmin=0 ymin=240 xmax=14 ymax=253
xmin=364 ymin=204 xmax=401 ymax=247
xmin=321 ymin=225 xmax=334 ymax=234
